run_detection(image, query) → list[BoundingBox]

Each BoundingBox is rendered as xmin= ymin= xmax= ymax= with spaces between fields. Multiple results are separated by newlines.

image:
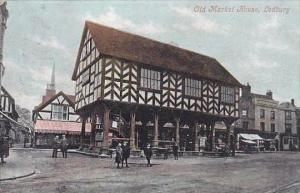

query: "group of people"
xmin=115 ymin=142 xmax=131 ymax=168
xmin=52 ymin=135 xmax=69 ymax=158
xmin=115 ymin=142 xmax=179 ymax=168
xmin=163 ymin=143 xmax=179 ymax=160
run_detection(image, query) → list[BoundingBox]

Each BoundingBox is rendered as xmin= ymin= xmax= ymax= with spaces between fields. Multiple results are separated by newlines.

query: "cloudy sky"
xmin=3 ymin=0 xmax=300 ymax=110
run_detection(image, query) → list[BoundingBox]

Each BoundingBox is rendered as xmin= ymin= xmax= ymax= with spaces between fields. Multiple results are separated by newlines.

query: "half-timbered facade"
xmin=72 ymin=21 xmax=242 ymax=151
xmin=33 ymin=66 xmax=90 ymax=148
xmin=0 ymin=87 xmax=18 ymax=136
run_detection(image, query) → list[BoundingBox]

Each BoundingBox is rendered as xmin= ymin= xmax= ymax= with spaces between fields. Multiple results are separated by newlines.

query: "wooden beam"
xmin=130 ymin=110 xmax=136 ymax=150
xmin=153 ymin=111 xmax=159 ymax=147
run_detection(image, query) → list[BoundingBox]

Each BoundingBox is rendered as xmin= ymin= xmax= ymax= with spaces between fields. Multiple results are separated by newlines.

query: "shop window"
xmin=293 ymin=138 xmax=298 ymax=144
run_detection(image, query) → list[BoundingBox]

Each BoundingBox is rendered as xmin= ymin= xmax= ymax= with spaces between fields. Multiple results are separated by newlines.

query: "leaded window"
xmin=82 ymin=69 xmax=90 ymax=85
xmin=52 ymin=104 xmax=68 ymax=121
xmin=140 ymin=68 xmax=161 ymax=90
xmin=184 ymin=78 xmax=201 ymax=97
xmin=220 ymin=86 xmax=234 ymax=104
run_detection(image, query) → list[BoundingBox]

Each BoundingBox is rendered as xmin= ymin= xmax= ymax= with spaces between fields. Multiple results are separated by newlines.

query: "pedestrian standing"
xmin=173 ymin=143 xmax=179 ymax=160
xmin=122 ymin=142 xmax=130 ymax=168
xmin=52 ymin=135 xmax=60 ymax=158
xmin=115 ymin=143 xmax=123 ymax=169
xmin=144 ymin=144 xmax=152 ymax=167
xmin=0 ymin=134 xmax=5 ymax=164
xmin=61 ymin=135 xmax=69 ymax=158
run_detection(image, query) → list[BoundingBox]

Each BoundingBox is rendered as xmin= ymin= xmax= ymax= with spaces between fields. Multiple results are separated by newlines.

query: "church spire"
xmin=50 ymin=62 xmax=55 ymax=89
xmin=47 ymin=62 xmax=55 ymax=90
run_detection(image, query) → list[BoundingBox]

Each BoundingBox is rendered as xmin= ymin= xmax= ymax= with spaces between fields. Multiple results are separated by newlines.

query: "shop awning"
xmin=241 ymin=139 xmax=256 ymax=144
xmin=239 ymin=133 xmax=263 ymax=140
xmin=35 ymin=120 xmax=91 ymax=134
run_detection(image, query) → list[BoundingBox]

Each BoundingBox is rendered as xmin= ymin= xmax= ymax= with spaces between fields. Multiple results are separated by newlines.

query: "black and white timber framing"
xmin=72 ymin=21 xmax=242 ymax=151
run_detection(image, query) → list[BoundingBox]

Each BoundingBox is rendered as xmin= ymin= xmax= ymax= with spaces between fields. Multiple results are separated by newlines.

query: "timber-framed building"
xmin=72 ymin=21 xmax=242 ymax=151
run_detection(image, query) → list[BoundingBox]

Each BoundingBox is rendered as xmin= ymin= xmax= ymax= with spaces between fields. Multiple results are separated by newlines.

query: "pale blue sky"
xmin=3 ymin=0 xmax=300 ymax=110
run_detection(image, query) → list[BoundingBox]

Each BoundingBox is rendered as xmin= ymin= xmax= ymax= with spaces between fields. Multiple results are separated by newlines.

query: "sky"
xmin=2 ymin=0 xmax=300 ymax=110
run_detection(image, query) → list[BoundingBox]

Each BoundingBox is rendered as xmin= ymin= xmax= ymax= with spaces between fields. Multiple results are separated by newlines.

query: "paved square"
xmin=0 ymin=150 xmax=299 ymax=193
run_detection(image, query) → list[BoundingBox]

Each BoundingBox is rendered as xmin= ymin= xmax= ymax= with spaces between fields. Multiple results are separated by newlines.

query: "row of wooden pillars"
xmin=79 ymin=104 xmax=234 ymax=152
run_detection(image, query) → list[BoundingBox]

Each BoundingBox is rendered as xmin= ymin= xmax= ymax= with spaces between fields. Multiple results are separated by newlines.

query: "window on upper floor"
xmin=140 ymin=68 xmax=161 ymax=90
xmin=184 ymin=78 xmax=201 ymax=97
xmin=52 ymin=104 xmax=68 ymax=121
xmin=260 ymin=109 xmax=265 ymax=119
xmin=82 ymin=69 xmax=90 ymax=86
xmin=271 ymin=123 xmax=275 ymax=132
xmin=260 ymin=122 xmax=265 ymax=131
xmin=242 ymin=110 xmax=248 ymax=117
xmin=220 ymin=86 xmax=234 ymax=104
xmin=271 ymin=111 xmax=275 ymax=120
xmin=285 ymin=110 xmax=292 ymax=120
xmin=285 ymin=124 xmax=292 ymax=135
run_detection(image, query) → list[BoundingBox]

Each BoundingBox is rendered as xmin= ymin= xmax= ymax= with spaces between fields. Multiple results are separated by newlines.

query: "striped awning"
xmin=35 ymin=120 xmax=91 ymax=134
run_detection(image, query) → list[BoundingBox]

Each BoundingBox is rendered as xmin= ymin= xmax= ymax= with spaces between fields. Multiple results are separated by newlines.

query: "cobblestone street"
xmin=0 ymin=149 xmax=299 ymax=193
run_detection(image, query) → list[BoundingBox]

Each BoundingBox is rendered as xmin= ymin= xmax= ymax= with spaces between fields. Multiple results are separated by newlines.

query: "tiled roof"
xmin=35 ymin=120 xmax=91 ymax=134
xmin=72 ymin=21 xmax=241 ymax=87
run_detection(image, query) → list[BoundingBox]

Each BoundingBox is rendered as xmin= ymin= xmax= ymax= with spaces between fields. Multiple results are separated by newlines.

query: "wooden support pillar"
xmin=102 ymin=105 xmax=111 ymax=149
xmin=225 ymin=122 xmax=231 ymax=146
xmin=80 ymin=117 xmax=86 ymax=149
xmin=212 ymin=123 xmax=216 ymax=150
xmin=175 ymin=117 xmax=180 ymax=146
xmin=194 ymin=122 xmax=199 ymax=151
xmin=208 ymin=122 xmax=215 ymax=151
xmin=154 ymin=112 xmax=159 ymax=147
xmin=90 ymin=113 xmax=96 ymax=148
xmin=130 ymin=111 xmax=136 ymax=150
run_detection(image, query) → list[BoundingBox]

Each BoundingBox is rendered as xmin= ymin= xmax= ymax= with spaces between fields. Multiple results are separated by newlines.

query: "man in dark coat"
xmin=144 ymin=144 xmax=153 ymax=167
xmin=52 ymin=135 xmax=60 ymax=158
xmin=0 ymin=135 xmax=5 ymax=164
xmin=61 ymin=135 xmax=69 ymax=158
xmin=173 ymin=143 xmax=179 ymax=160
xmin=122 ymin=142 xmax=130 ymax=168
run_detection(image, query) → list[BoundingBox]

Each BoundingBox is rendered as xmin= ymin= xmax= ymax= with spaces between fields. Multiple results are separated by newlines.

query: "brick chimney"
xmin=291 ymin=99 xmax=295 ymax=106
xmin=242 ymin=83 xmax=251 ymax=97
xmin=266 ymin=90 xmax=273 ymax=99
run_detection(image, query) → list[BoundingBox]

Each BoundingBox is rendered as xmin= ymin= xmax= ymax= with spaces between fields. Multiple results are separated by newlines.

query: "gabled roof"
xmin=72 ymin=21 xmax=241 ymax=87
xmin=33 ymin=91 xmax=75 ymax=112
